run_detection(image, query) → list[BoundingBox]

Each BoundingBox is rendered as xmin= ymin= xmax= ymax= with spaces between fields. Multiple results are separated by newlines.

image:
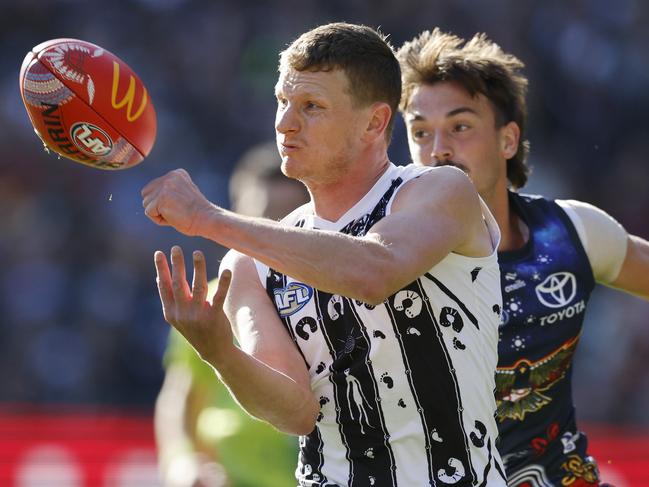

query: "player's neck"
xmin=308 ymin=153 xmax=391 ymax=222
xmin=486 ymin=186 xmax=528 ymax=252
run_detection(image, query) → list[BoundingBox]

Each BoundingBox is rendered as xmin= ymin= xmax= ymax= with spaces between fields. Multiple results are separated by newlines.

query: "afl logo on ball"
xmin=535 ymin=272 xmax=577 ymax=309
xmin=70 ymin=122 xmax=113 ymax=156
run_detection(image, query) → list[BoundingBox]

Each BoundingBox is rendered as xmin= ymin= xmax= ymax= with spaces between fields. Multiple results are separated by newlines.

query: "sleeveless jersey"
xmin=496 ymin=192 xmax=599 ymax=486
xmin=255 ymin=163 xmax=507 ymax=487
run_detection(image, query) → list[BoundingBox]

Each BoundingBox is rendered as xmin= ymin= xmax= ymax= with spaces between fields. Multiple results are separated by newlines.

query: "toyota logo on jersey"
xmin=535 ymin=272 xmax=577 ymax=308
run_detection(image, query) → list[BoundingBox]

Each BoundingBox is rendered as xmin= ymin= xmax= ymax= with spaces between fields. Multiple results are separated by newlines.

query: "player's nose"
xmin=275 ymin=103 xmax=300 ymax=134
xmin=431 ymin=132 xmax=453 ymax=164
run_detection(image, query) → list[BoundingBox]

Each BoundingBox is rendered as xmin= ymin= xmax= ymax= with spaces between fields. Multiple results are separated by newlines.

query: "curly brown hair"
xmin=397 ymin=29 xmax=531 ymax=189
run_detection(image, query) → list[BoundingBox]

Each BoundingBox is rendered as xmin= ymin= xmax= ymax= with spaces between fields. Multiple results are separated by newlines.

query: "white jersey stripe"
xmin=425 ymin=272 xmax=479 ymax=330
xmin=310 ymin=290 xmax=352 ymax=485
xmin=383 ymin=297 xmax=436 ymax=485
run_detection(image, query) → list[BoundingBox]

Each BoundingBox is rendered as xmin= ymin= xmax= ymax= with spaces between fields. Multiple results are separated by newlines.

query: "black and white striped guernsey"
xmin=255 ymin=163 xmax=507 ymax=486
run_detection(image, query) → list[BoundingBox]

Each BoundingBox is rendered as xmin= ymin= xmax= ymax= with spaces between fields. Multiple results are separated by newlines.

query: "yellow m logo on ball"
xmin=111 ymin=61 xmax=147 ymax=122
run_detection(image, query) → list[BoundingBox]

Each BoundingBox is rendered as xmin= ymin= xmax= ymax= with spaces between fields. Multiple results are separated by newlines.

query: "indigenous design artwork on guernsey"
xmin=495 ymin=335 xmax=580 ymax=421
xmin=506 ymin=463 xmax=551 ymax=487
xmin=560 ymin=454 xmax=600 ymax=486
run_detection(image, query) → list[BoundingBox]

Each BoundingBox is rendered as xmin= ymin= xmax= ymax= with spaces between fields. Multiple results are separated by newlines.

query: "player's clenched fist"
xmin=142 ymin=169 xmax=215 ymax=236
xmin=154 ymin=246 xmax=233 ymax=364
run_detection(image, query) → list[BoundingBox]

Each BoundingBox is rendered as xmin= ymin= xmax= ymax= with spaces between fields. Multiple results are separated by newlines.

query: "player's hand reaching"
xmin=142 ymin=169 xmax=216 ymax=236
xmin=154 ymin=246 xmax=234 ymax=364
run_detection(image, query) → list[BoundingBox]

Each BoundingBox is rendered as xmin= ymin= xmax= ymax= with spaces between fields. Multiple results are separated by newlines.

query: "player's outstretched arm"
xmin=154 ymin=246 xmax=319 ymax=436
xmin=611 ymin=235 xmax=649 ymax=299
xmin=144 ymin=167 xmax=490 ymax=305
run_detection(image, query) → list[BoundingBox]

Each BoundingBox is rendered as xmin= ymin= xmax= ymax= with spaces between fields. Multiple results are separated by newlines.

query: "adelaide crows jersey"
xmin=496 ymin=192 xmax=599 ymax=486
xmin=255 ymin=163 xmax=506 ymax=486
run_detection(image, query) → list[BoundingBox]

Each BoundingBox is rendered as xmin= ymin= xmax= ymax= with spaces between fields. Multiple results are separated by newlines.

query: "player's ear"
xmin=500 ymin=121 xmax=520 ymax=160
xmin=363 ymin=102 xmax=392 ymax=143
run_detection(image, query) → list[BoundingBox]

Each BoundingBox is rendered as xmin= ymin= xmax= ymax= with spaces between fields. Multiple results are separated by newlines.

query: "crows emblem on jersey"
xmin=495 ymin=335 xmax=580 ymax=421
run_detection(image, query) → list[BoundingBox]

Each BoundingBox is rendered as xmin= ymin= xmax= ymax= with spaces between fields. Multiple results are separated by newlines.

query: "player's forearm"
xmin=204 ymin=344 xmax=319 ymax=436
xmin=198 ymin=205 xmax=398 ymax=304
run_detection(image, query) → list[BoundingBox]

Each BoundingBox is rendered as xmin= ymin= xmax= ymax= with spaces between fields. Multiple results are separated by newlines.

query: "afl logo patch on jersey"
xmin=535 ymin=272 xmax=577 ymax=308
xmin=274 ymin=282 xmax=313 ymax=317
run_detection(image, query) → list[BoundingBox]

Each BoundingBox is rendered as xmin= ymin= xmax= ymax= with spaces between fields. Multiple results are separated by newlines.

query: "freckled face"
xmin=275 ymin=68 xmax=368 ymax=185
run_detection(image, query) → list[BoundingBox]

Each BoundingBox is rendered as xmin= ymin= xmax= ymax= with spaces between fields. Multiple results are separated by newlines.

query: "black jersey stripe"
xmin=347 ymin=302 xmax=398 ymax=485
xmin=340 ymin=177 xmax=403 ymax=237
xmin=424 ymin=273 xmax=479 ymax=330
xmin=316 ymin=292 xmax=395 ymax=486
xmin=265 ymin=268 xmax=310 ymax=368
xmin=307 ymin=298 xmax=329 ymax=485
xmin=476 ymin=438 xmax=493 ymax=487
xmin=265 ymin=269 xmax=331 ymax=484
xmin=417 ymin=277 xmax=478 ymax=485
xmin=312 ymin=290 xmax=355 ymax=485
xmin=492 ymin=448 xmax=507 ymax=483
xmin=298 ymin=424 xmax=329 ymax=485
xmin=302 ymin=290 xmax=351 ymax=485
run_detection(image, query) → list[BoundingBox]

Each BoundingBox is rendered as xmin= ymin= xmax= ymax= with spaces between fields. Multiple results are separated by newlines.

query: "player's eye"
xmin=411 ymin=129 xmax=429 ymax=140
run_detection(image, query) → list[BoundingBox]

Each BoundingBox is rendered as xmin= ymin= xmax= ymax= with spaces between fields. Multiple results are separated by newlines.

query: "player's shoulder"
xmin=514 ymin=192 xmax=603 ymax=211
xmin=555 ymin=198 xmax=605 ymax=213
xmin=393 ymin=166 xmax=484 ymax=240
xmin=555 ymin=198 xmax=621 ymax=230
xmin=400 ymin=165 xmax=479 ymax=209
xmin=403 ymin=164 xmax=474 ymax=192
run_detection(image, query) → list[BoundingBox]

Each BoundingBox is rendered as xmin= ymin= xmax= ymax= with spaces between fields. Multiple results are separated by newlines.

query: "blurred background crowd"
xmin=1 ymin=0 xmax=648 ymax=484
